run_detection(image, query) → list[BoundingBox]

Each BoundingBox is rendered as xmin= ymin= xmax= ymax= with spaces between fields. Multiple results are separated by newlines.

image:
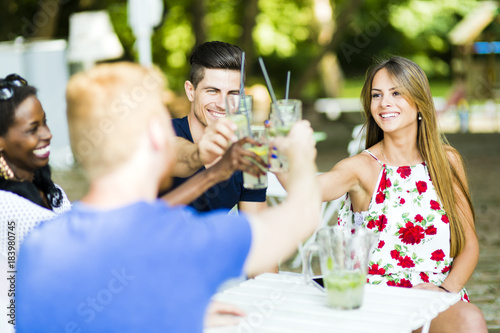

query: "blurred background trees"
xmin=0 ymin=0 xmax=486 ymax=103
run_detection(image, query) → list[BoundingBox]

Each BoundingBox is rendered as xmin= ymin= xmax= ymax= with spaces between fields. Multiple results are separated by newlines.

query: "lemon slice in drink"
xmin=247 ymin=145 xmax=269 ymax=172
xmin=248 ymin=145 xmax=268 ymax=157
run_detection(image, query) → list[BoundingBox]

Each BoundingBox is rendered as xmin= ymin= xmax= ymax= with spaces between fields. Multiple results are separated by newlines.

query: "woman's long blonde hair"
xmin=360 ymin=56 xmax=475 ymax=257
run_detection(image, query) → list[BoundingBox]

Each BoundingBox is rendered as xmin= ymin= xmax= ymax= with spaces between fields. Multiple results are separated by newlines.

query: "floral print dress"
xmin=337 ymin=150 xmax=469 ymax=302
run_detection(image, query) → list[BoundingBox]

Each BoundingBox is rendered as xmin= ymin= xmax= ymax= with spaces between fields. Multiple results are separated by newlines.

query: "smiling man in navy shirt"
xmin=167 ymin=41 xmax=267 ymax=213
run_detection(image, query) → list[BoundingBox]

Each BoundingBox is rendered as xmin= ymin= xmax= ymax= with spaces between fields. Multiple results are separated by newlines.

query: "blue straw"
xmin=239 ymin=52 xmax=246 ymax=102
xmin=258 ymin=57 xmax=283 ymax=124
xmin=239 ymin=52 xmax=252 ymax=137
xmin=285 ymin=71 xmax=291 ymax=102
xmin=258 ymin=57 xmax=277 ymax=105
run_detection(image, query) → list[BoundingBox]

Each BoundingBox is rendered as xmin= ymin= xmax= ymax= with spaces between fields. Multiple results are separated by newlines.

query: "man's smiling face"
xmin=186 ymin=68 xmax=241 ymax=128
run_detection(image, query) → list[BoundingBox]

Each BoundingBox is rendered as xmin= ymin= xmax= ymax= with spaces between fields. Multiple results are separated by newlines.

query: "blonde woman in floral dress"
xmin=318 ymin=57 xmax=487 ymax=332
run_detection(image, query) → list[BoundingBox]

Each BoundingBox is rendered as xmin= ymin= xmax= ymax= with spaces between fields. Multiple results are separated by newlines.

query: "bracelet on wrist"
xmin=438 ymin=285 xmax=450 ymax=293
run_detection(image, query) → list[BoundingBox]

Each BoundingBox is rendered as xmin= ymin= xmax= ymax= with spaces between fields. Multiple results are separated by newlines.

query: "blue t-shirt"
xmin=168 ymin=116 xmax=266 ymax=212
xmin=16 ymin=201 xmax=251 ymax=332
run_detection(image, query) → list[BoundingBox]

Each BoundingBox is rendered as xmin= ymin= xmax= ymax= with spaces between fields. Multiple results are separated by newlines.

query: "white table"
xmin=205 ymin=272 xmax=460 ymax=333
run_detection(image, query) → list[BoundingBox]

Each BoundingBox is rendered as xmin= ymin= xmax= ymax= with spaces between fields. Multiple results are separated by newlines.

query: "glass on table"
xmin=302 ymin=226 xmax=376 ymax=310
xmin=267 ymin=99 xmax=302 ymax=172
xmin=226 ymin=94 xmax=253 ymax=139
xmin=242 ymin=126 xmax=268 ymax=190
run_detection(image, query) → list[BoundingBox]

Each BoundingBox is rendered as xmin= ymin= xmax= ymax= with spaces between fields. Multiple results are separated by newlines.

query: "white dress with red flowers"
xmin=337 ymin=150 xmax=469 ymax=301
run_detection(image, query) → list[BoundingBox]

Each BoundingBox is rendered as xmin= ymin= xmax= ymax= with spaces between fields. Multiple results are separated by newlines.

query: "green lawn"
xmin=340 ymin=79 xmax=453 ymax=98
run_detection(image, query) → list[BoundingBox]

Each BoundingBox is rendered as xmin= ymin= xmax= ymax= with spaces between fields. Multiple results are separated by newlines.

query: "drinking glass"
xmin=268 ymin=99 xmax=302 ymax=172
xmin=226 ymin=94 xmax=253 ymax=139
xmin=302 ymin=226 xmax=376 ymax=310
xmin=243 ymin=126 xmax=268 ymax=189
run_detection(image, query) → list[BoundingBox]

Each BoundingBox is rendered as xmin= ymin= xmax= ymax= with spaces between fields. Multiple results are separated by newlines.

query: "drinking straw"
xmin=239 ymin=52 xmax=252 ymax=137
xmin=239 ymin=52 xmax=246 ymax=104
xmin=258 ymin=57 xmax=277 ymax=105
xmin=285 ymin=70 xmax=291 ymax=103
xmin=258 ymin=57 xmax=283 ymax=124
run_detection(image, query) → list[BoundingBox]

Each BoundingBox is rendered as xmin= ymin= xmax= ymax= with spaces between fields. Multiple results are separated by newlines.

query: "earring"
xmin=0 ymin=153 xmax=14 ymax=180
xmin=418 ymin=113 xmax=422 ymax=121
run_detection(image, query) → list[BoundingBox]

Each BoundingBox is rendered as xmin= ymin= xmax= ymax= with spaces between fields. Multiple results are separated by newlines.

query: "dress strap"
xmin=363 ymin=149 xmax=384 ymax=166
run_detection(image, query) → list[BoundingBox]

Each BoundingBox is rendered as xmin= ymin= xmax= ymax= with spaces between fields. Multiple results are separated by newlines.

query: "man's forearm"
xmin=161 ymin=168 xmax=221 ymax=206
xmin=245 ymin=157 xmax=321 ymax=276
xmin=284 ymin=156 xmax=321 ymax=224
xmin=172 ymin=137 xmax=203 ymax=177
xmin=244 ymin=121 xmax=322 ymax=276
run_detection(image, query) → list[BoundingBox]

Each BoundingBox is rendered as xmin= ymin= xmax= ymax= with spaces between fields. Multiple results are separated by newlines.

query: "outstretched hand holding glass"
xmin=226 ymin=94 xmax=270 ymax=189
xmin=241 ymin=126 xmax=268 ymax=189
xmin=226 ymin=94 xmax=253 ymax=139
xmin=267 ymin=99 xmax=302 ymax=172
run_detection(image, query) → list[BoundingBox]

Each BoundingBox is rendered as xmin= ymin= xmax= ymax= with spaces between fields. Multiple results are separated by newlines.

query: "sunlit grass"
xmin=340 ymin=79 xmax=453 ymax=98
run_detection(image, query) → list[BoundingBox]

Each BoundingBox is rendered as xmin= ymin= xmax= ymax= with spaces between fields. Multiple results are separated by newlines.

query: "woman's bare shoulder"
xmin=328 ymin=150 xmax=380 ymax=174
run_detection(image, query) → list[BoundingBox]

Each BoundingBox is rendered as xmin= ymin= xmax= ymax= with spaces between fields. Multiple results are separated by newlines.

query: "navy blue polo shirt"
xmin=167 ymin=116 xmax=266 ymax=212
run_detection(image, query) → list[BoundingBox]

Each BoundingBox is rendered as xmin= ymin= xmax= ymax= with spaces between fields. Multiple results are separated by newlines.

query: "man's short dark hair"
xmin=189 ymin=41 xmax=243 ymax=88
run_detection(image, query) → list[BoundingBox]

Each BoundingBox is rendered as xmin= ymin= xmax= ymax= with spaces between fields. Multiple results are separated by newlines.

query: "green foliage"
xmin=206 ymin=1 xmax=242 ymax=41
xmin=0 ymin=0 xmax=485 ymax=98
xmin=384 ymin=0 xmax=480 ymax=77
xmin=255 ymin=0 xmax=314 ymax=57
xmin=154 ymin=3 xmax=195 ymax=89
xmin=389 ymin=0 xmax=478 ymax=40
xmin=107 ymin=3 xmax=136 ymax=60
xmin=0 ymin=0 xmax=46 ymax=40
xmin=341 ymin=79 xmax=365 ymax=98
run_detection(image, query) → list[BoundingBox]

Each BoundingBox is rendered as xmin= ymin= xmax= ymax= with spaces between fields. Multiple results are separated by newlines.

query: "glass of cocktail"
xmin=268 ymin=99 xmax=302 ymax=172
xmin=226 ymin=94 xmax=253 ymax=139
xmin=302 ymin=226 xmax=376 ymax=310
xmin=242 ymin=126 xmax=268 ymax=189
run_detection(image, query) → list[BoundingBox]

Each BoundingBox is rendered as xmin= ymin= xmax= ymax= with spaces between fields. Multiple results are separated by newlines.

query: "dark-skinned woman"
xmin=0 ymin=74 xmax=71 ymax=333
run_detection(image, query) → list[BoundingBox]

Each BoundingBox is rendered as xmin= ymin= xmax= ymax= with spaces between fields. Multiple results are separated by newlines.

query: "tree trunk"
xmin=238 ymin=0 xmax=259 ymax=74
xmin=32 ymin=0 xmax=62 ymax=39
xmin=292 ymin=0 xmax=363 ymax=98
xmin=191 ymin=0 xmax=206 ymax=46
